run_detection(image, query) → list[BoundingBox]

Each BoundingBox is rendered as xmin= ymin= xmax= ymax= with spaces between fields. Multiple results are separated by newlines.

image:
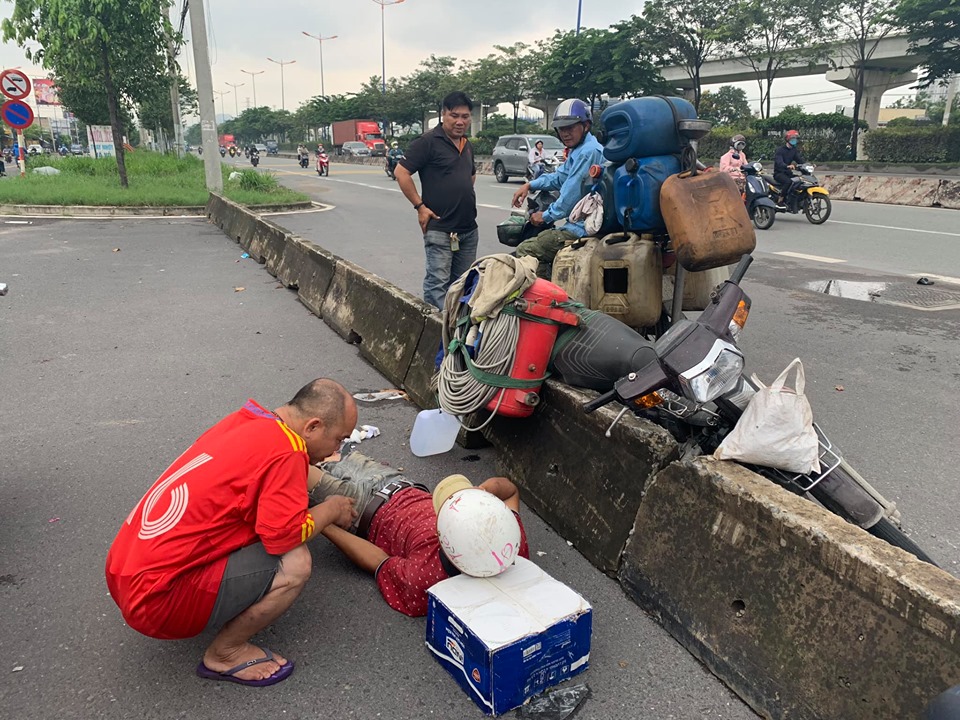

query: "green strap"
xmin=448 ymin=338 xmax=548 ymax=389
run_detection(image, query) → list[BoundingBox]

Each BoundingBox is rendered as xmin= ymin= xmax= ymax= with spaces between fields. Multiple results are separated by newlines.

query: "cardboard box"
xmin=425 ymin=557 xmax=592 ymax=715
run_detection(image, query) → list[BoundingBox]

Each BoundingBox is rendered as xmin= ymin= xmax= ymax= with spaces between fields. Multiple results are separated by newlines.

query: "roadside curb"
xmin=204 ymin=192 xmax=960 ymax=719
xmin=0 ymin=200 xmax=313 ymax=218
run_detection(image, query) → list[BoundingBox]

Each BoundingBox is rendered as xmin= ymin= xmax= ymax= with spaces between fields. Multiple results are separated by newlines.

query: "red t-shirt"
xmin=105 ymin=400 xmax=314 ymax=639
xmin=368 ymin=488 xmax=530 ymax=617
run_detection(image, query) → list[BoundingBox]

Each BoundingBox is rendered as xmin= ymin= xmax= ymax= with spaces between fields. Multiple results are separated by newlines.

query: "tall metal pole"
xmin=302 ymin=32 xmax=337 ymax=98
xmin=225 ymin=81 xmax=244 ymax=117
xmin=576 ymin=0 xmax=583 ymax=35
xmin=267 ymin=58 xmax=296 ymax=111
xmin=213 ymin=90 xmax=229 ymax=121
xmin=240 ymin=69 xmax=264 ymax=108
xmin=372 ymin=0 xmax=405 ymax=95
xmin=188 ymin=0 xmax=222 ymax=191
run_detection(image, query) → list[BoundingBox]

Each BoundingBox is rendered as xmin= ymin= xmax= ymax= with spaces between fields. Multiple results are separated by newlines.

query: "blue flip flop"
xmin=196 ymin=647 xmax=294 ymax=687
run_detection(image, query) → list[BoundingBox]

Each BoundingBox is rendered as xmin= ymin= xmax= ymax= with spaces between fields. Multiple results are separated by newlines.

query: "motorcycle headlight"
xmin=679 ymin=342 xmax=744 ymax=403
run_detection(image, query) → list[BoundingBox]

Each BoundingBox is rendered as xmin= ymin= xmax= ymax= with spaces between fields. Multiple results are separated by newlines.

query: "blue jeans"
xmin=423 ymin=227 xmax=479 ymax=309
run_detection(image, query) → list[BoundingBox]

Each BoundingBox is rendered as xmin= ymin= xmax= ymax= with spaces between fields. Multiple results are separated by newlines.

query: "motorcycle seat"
xmin=762 ymin=174 xmax=777 ymax=186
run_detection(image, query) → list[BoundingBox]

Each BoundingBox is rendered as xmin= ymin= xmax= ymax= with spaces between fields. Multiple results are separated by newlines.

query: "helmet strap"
xmin=438 ymin=547 xmax=462 ymax=577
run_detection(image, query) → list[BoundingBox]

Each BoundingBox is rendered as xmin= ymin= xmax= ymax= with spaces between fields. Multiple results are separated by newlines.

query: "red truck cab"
xmin=332 ymin=119 xmax=386 ymax=156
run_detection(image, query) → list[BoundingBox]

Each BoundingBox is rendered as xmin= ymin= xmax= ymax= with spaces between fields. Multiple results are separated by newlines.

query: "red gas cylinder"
xmin=485 ymin=278 xmax=580 ymax=418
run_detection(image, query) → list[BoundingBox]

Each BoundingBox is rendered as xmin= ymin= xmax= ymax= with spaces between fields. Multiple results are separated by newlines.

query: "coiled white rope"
xmin=436 ymin=304 xmax=520 ymax=430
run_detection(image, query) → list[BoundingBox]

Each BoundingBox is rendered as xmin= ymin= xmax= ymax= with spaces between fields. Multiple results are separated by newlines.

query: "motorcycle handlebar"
xmin=729 ymin=254 xmax=754 ymax=285
xmin=583 ymin=389 xmax=618 ymax=414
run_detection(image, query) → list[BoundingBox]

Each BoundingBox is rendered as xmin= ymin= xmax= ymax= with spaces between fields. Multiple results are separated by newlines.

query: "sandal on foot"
xmin=196 ymin=647 xmax=294 ymax=687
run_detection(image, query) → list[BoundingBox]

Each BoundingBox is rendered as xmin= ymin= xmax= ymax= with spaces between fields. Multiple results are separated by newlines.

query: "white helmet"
xmin=434 ymin=475 xmax=521 ymax=578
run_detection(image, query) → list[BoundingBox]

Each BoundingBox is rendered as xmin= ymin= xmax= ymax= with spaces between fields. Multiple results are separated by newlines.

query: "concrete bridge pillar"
xmin=825 ymin=67 xmax=917 ymax=128
xmin=525 ymin=98 xmax=561 ymax=130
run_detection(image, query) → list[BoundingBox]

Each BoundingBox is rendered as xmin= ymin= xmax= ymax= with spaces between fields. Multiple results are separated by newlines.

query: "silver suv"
xmin=492 ymin=134 xmax=565 ymax=183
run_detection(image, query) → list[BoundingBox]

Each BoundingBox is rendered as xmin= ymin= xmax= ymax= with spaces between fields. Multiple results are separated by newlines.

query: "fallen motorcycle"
xmin=549 ymin=253 xmax=937 ymax=566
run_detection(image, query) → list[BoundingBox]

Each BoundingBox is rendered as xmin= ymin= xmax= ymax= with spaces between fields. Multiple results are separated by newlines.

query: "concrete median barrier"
xmin=619 ymin=457 xmax=960 ymax=720
xmin=402 ymin=311 xmax=443 ymax=410
xmin=820 ymin=174 xmax=860 ymax=201
xmin=321 ymin=259 xmax=433 ymax=389
xmin=295 ymin=244 xmax=339 ymax=316
xmin=482 ymin=381 xmax=679 ymax=574
xmin=937 ymin=180 xmax=960 ymax=210
xmin=205 ymin=193 xmax=960 ymax=720
xmin=855 ymin=176 xmax=942 ymax=206
xmin=246 ymin=218 xmax=289 ymax=273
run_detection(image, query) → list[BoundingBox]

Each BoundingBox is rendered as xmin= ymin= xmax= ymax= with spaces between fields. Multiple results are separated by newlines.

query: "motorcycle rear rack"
xmin=762 ymin=423 xmax=842 ymax=493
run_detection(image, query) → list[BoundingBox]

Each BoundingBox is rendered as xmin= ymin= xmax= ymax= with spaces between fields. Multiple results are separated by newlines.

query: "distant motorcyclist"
xmin=719 ymin=134 xmax=748 ymax=192
xmin=774 ymin=130 xmax=806 ymax=207
xmin=527 ymin=140 xmax=545 ymax=180
xmin=510 ymin=98 xmax=605 ymax=279
xmin=386 ymin=141 xmax=403 ymax=177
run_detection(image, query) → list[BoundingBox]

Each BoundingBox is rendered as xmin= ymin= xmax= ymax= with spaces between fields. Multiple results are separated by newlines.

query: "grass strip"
xmin=0 ymin=152 xmax=310 ymax=207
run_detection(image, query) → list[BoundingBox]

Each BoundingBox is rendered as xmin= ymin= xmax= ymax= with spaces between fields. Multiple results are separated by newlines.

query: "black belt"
xmin=355 ymin=479 xmax=428 ymax=539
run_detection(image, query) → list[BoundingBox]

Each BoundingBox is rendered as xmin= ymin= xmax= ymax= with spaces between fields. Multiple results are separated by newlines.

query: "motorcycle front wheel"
xmin=753 ymin=205 xmax=775 ymax=230
xmin=804 ymin=194 xmax=832 ymax=224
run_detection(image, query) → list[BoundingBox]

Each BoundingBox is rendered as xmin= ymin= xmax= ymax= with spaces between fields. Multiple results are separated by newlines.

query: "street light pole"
xmin=188 ymin=0 xmax=222 ymax=191
xmin=372 ymin=0 xmax=405 ymax=94
xmin=267 ymin=57 xmax=296 ymax=111
xmin=225 ymin=82 xmax=244 ymax=117
xmin=240 ymin=69 xmax=264 ymax=108
xmin=302 ymin=32 xmax=338 ymax=98
xmin=576 ymin=0 xmax=583 ymax=35
xmin=213 ymin=90 xmax=229 ymax=122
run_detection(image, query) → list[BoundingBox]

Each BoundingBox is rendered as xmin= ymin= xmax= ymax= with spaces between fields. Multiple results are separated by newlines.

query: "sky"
xmin=0 ymin=0 xmax=919 ymax=123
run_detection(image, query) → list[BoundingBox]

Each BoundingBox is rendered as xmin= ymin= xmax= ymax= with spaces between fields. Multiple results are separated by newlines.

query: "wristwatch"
xmin=413 ymin=201 xmax=424 ymax=211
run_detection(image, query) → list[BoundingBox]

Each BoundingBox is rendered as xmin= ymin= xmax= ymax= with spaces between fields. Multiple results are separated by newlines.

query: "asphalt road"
xmin=232 ymin=154 xmax=960 ymax=573
xmin=0 ymin=217 xmax=757 ymax=718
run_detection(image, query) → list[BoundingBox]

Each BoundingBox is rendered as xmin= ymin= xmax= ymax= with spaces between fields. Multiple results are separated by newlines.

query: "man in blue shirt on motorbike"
xmin=511 ymin=98 xmax=605 ymax=279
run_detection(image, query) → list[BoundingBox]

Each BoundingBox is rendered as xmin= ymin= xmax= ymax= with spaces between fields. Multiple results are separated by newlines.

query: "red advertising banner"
xmin=33 ymin=78 xmax=60 ymax=106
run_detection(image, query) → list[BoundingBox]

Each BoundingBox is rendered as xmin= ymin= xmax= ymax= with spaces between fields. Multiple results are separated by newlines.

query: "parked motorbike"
xmin=765 ymin=164 xmax=832 ymax=224
xmin=250 ymin=150 xmax=260 ymax=168
xmin=526 ymin=154 xmax=561 ymax=181
xmin=549 ymin=253 xmax=936 ymax=565
xmin=316 ymin=150 xmax=329 ymax=176
xmin=385 ymin=152 xmax=404 ymax=180
xmin=741 ymin=162 xmax=776 ymax=230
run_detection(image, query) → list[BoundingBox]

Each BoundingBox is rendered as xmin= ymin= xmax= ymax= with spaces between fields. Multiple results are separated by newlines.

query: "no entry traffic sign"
xmin=0 ymin=69 xmax=32 ymax=100
xmin=1 ymin=99 xmax=35 ymax=129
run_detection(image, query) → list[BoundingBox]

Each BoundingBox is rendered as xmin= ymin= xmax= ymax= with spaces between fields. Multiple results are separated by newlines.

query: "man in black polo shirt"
xmin=396 ymin=91 xmax=478 ymax=308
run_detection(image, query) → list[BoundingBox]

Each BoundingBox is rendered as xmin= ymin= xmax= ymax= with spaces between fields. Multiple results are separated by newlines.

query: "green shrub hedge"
xmin=697 ymin=129 xmax=848 ymax=164
xmin=861 ymin=127 xmax=960 ymax=163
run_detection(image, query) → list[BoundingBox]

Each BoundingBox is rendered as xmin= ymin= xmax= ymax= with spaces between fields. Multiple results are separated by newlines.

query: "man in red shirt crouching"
xmin=312 ymin=453 xmax=530 ymax=616
xmin=105 ymin=379 xmax=358 ymax=687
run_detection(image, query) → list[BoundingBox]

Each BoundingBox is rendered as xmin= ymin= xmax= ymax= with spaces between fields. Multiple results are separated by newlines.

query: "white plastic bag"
xmin=714 ymin=358 xmax=820 ymax=474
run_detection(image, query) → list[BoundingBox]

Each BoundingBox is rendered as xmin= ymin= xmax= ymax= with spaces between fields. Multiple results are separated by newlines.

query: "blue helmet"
xmin=553 ymin=98 xmax=591 ymax=129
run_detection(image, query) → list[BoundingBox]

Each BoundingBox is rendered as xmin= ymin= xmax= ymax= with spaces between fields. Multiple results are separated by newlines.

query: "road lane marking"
xmin=773 ymin=251 xmax=847 ymax=264
xmin=830 ymin=220 xmax=960 ymax=238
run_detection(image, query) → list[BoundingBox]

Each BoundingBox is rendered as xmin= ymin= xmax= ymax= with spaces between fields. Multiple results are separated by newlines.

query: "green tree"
xmin=897 ymin=0 xmax=960 ymax=84
xmin=184 ymin=122 xmax=201 ymax=145
xmin=629 ymin=0 xmax=732 ymax=110
xmin=832 ymin=0 xmax=900 ymax=158
xmin=536 ymin=28 xmax=663 ymax=113
xmin=727 ymin=0 xmax=836 ymax=118
xmin=403 ymin=55 xmax=462 ymax=128
xmin=138 ymin=74 xmax=198 ymax=145
xmin=698 ymin=86 xmax=753 ymax=125
xmin=4 ymin=0 xmax=174 ymax=187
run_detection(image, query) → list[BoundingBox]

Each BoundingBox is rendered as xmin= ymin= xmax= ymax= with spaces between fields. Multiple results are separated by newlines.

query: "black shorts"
xmin=205 ymin=543 xmax=280 ymax=630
